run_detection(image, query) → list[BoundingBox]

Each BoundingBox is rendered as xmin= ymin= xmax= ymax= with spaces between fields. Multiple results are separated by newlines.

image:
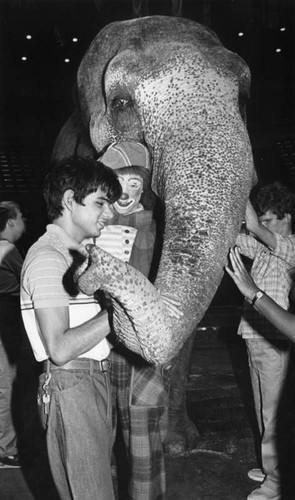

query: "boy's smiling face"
xmin=70 ymin=187 xmax=114 ymax=242
xmin=114 ymin=172 xmax=144 ymax=215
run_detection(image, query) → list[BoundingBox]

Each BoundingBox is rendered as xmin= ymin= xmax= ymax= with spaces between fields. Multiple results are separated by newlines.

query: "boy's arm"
xmin=226 ymin=247 xmax=295 ymax=342
xmin=236 ymin=232 xmax=258 ymax=259
xmin=245 ymin=200 xmax=276 ymax=249
xmin=35 ymin=306 xmax=110 ymax=366
xmin=271 ymin=233 xmax=295 ymax=265
xmin=5 ymin=244 xmax=23 ymax=280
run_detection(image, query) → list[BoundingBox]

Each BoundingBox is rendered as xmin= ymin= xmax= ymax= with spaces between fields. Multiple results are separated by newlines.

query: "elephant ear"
xmin=52 ymin=111 xmax=97 ymax=162
xmin=75 ymin=244 xmax=177 ymax=365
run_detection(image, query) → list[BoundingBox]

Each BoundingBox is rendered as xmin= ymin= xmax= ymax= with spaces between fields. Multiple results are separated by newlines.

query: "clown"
xmin=96 ymin=142 xmax=168 ymax=500
xmin=114 ymin=169 xmax=144 ymax=214
xmin=97 ymin=142 xmax=156 ymax=277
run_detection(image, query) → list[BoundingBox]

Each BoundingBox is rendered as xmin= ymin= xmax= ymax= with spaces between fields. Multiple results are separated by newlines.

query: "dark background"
xmin=0 ymin=0 xmax=294 ymax=303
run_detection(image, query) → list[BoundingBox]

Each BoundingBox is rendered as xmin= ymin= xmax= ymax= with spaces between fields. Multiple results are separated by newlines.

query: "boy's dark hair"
xmin=116 ymin=165 xmax=156 ymax=211
xmin=43 ymin=157 xmax=122 ymax=222
xmin=0 ymin=201 xmax=21 ymax=232
xmin=254 ymin=182 xmax=295 ymax=221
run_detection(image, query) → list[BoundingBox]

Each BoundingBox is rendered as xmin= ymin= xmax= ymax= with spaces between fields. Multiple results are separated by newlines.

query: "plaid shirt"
xmin=237 ymin=232 xmax=295 ymax=339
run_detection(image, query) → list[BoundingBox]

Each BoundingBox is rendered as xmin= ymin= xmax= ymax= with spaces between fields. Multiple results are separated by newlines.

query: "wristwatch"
xmin=251 ymin=290 xmax=264 ymax=306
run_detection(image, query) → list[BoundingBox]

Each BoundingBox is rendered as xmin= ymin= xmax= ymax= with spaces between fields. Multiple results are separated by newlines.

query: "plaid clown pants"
xmin=110 ymin=346 xmax=170 ymax=500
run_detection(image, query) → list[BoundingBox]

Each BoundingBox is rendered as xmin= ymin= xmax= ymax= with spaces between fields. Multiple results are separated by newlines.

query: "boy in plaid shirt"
xmin=236 ymin=182 xmax=295 ymax=500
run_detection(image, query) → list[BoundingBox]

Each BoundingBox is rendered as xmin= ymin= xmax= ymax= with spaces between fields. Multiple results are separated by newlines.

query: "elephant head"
xmin=53 ymin=15 xmax=255 ymax=361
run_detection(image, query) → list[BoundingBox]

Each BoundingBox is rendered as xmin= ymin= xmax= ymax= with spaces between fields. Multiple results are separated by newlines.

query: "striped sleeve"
xmin=22 ymin=246 xmax=69 ymax=309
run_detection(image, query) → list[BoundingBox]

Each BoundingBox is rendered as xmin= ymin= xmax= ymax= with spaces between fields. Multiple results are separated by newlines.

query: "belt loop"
xmin=90 ymin=359 xmax=94 ymax=376
xmin=43 ymin=359 xmax=52 ymax=389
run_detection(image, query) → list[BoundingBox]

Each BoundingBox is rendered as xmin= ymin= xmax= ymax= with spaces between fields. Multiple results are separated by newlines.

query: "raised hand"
xmin=225 ymin=246 xmax=259 ymax=301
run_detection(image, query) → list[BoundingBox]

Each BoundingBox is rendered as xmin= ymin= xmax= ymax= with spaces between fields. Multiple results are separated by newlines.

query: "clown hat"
xmin=100 ymin=141 xmax=150 ymax=170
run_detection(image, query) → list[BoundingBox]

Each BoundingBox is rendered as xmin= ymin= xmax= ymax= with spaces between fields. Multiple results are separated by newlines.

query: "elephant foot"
xmin=164 ymin=416 xmax=200 ymax=456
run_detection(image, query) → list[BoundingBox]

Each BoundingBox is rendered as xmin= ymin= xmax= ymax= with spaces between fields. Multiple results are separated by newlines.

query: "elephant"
xmin=52 ymin=15 xmax=255 ymax=455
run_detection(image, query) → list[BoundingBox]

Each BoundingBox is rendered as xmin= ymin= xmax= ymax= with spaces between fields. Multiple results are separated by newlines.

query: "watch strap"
xmin=251 ymin=290 xmax=264 ymax=306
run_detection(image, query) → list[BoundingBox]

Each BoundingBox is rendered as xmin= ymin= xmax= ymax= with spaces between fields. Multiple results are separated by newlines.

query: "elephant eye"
xmin=112 ymin=97 xmax=131 ymax=110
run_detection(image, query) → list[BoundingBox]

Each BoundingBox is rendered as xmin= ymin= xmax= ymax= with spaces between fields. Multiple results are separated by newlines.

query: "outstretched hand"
xmin=225 ymin=246 xmax=260 ymax=301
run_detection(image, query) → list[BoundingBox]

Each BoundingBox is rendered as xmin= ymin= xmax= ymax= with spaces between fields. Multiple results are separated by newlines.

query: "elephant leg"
xmin=164 ymin=331 xmax=200 ymax=455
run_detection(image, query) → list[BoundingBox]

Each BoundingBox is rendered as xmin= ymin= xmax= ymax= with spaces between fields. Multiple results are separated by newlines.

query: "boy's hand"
xmin=225 ymin=246 xmax=260 ymax=301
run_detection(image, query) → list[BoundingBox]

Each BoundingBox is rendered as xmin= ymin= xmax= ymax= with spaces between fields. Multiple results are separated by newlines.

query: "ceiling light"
xmin=72 ymin=37 xmax=78 ymax=43
xmin=26 ymin=35 xmax=32 ymax=40
xmin=276 ymin=48 xmax=282 ymax=53
xmin=21 ymin=56 xmax=27 ymax=61
xmin=280 ymin=27 xmax=286 ymax=32
xmin=238 ymin=32 xmax=244 ymax=37
xmin=65 ymin=58 xmax=70 ymax=63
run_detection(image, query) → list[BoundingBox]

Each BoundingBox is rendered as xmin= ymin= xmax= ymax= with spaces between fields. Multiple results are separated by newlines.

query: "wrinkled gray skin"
xmin=53 ymin=16 xmax=255 ymax=455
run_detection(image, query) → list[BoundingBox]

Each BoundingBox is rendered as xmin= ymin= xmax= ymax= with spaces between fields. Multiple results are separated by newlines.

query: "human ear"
xmin=284 ymin=213 xmax=291 ymax=223
xmin=63 ymin=189 xmax=75 ymax=211
xmin=7 ymin=219 xmax=15 ymax=228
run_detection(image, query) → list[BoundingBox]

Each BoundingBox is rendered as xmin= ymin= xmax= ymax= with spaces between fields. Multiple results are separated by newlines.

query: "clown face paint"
xmin=114 ymin=173 xmax=144 ymax=215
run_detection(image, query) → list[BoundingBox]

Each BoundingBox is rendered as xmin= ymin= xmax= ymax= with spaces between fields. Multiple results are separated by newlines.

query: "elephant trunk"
xmin=76 ymin=244 xmax=185 ymax=364
xmin=149 ymin=117 xmax=254 ymax=353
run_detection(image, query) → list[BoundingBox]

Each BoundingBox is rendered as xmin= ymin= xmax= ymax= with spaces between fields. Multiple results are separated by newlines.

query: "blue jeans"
xmin=0 ymin=301 xmax=21 ymax=457
xmin=43 ymin=362 xmax=114 ymax=500
xmin=246 ymin=337 xmax=291 ymax=485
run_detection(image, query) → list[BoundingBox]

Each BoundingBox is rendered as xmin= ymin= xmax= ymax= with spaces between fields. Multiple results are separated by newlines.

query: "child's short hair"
xmin=43 ymin=157 xmax=122 ymax=222
xmin=254 ymin=182 xmax=295 ymax=221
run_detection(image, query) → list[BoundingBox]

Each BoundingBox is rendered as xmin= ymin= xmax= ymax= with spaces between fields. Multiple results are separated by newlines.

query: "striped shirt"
xmin=96 ymin=224 xmax=137 ymax=263
xmin=21 ymin=229 xmax=110 ymax=362
xmin=237 ymin=232 xmax=295 ymax=339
